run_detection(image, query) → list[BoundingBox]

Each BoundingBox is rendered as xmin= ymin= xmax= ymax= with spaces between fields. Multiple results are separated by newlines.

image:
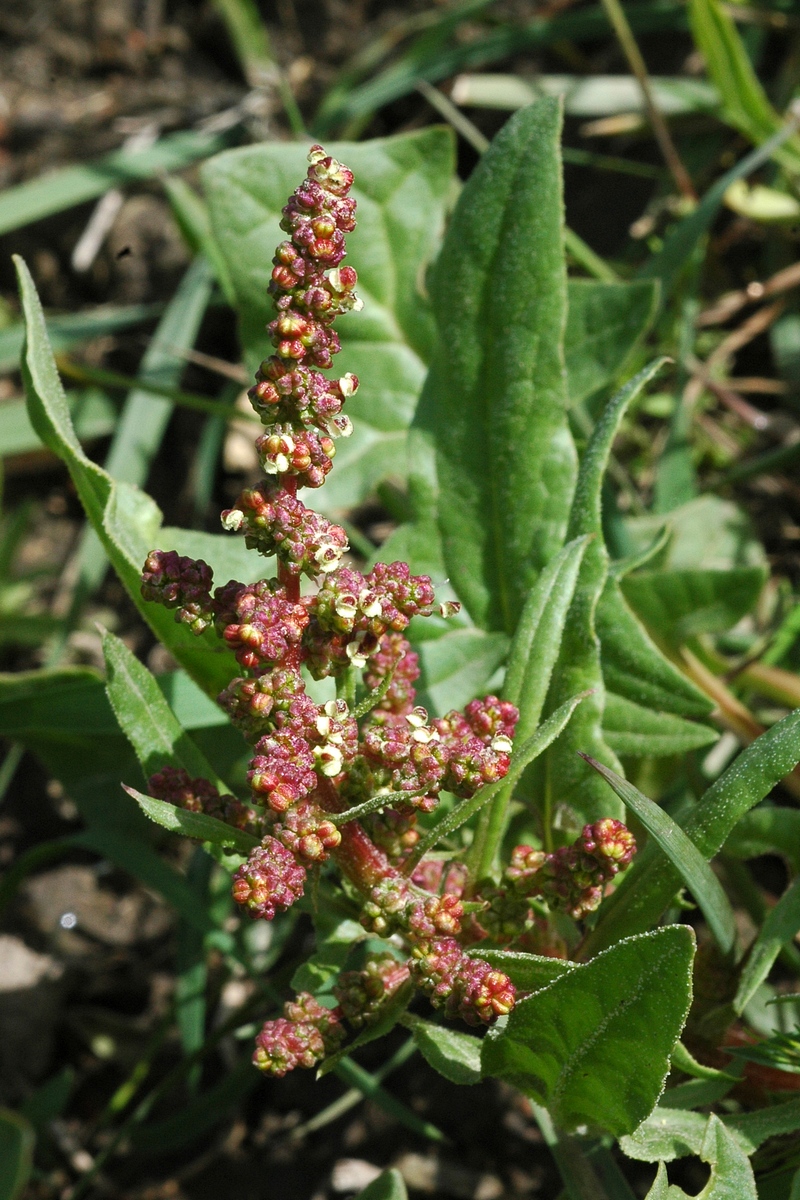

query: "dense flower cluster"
xmin=139 ymin=147 xmax=636 ymax=1078
xmin=506 ymin=819 xmax=637 ymax=920
xmin=253 ymin=992 xmax=344 ymax=1076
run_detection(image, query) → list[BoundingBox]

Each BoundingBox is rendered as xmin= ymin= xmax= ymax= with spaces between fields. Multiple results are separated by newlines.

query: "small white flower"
xmin=339 ymin=373 xmax=358 ymax=398
xmin=491 ymin=735 xmax=513 ymax=754
xmin=221 ymin=509 xmax=244 ymax=532
xmin=405 ymin=707 xmax=429 ymax=729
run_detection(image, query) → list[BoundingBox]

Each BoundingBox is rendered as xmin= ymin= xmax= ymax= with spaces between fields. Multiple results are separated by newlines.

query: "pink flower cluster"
xmin=253 ymin=992 xmax=345 ymax=1076
xmin=506 ymin=819 xmax=637 ymax=920
xmin=138 ymin=146 xmax=637 ymax=1078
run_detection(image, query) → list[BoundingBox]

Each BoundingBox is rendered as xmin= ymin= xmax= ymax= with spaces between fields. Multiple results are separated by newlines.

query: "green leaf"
xmin=482 ymin=926 xmax=695 ymax=1137
xmin=468 ymin=536 xmax=590 ymax=873
xmin=623 ymin=1099 xmax=800 ymax=1164
xmin=102 ymin=629 xmax=226 ymax=788
xmin=541 ymin=360 xmax=667 ymax=825
xmin=620 ymin=1107 xmax=707 ymax=1162
xmin=406 ymin=1017 xmax=482 ymax=1085
xmin=125 ymin=787 xmax=258 ymax=855
xmin=734 ymin=875 xmax=800 ymax=1014
xmin=631 ymin=1114 xmax=757 ymax=1200
xmin=417 ymin=99 xmax=576 ymax=633
xmin=598 ymin=583 xmax=715 ymax=719
xmin=620 ymin=567 xmax=767 ymax=645
xmin=688 ymin=0 xmax=800 ymax=173
xmin=585 ymin=710 xmax=800 ymax=955
xmin=0 ymin=1110 xmax=34 ymax=1200
xmin=602 ymin=692 xmax=717 ymax=756
xmin=724 ymin=806 xmax=800 ymax=874
xmin=0 ymin=129 xmax=228 ymax=236
xmin=504 ymin=535 xmax=590 ymax=738
xmin=417 ymin=629 xmax=509 ymax=714
xmin=624 ymin=495 xmax=766 ymax=572
xmin=582 ymin=756 xmax=737 ymax=955
xmin=355 ymin=1169 xmax=408 ymax=1200
xmin=565 ymin=278 xmax=659 ymax=406
xmin=14 ymin=255 xmax=238 ymax=698
xmin=468 ymin=949 xmax=577 ymax=991
xmin=162 ymin=175 xmax=236 ymax=305
xmin=202 ymin=129 xmax=455 ymax=514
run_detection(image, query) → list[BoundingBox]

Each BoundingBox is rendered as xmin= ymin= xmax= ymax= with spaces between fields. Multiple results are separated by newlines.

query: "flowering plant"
xmin=16 ymin=97 xmax=800 ymax=1200
xmin=137 ymin=144 xmax=637 ymax=1074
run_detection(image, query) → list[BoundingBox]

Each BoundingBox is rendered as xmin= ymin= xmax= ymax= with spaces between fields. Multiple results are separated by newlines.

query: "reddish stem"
xmin=315 ymin=777 xmax=397 ymax=891
xmin=277 ymin=475 xmax=301 ymax=606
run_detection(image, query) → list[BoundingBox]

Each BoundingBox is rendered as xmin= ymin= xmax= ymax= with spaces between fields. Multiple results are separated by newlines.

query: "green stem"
xmin=599 ymin=0 xmax=695 ymax=200
xmin=330 ymin=791 xmax=424 ymax=826
xmin=530 ymin=1102 xmax=613 ymax=1200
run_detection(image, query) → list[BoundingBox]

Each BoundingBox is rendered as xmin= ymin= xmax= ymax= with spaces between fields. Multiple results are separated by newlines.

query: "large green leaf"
xmin=354 ymin=1169 xmax=408 ymax=1200
xmin=724 ymin=806 xmax=800 ymax=873
xmin=201 ymin=129 xmax=455 ymax=514
xmin=482 ymin=926 xmax=695 ymax=1136
xmin=14 ymin=256 xmax=242 ymax=699
xmin=598 ymin=584 xmax=715 ymax=718
xmin=469 ymin=949 xmax=577 ymax=991
xmin=625 ymin=1096 xmax=800 ymax=1164
xmin=415 ymin=99 xmax=576 ymax=634
xmin=585 ymin=710 xmax=800 ymax=955
xmin=603 ymin=693 xmax=717 ymax=756
xmin=416 ymin=628 xmax=509 ymax=714
xmin=621 ymin=567 xmax=767 ymax=645
xmin=565 ymin=278 xmax=659 ymax=406
xmin=126 ymin=788 xmax=258 ymax=856
xmin=406 ymin=1017 xmax=482 ymax=1085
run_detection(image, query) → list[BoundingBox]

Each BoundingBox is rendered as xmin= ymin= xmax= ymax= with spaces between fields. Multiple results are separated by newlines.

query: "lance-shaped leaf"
xmin=565 ymin=278 xmax=659 ymax=406
xmin=482 ymin=926 xmax=695 ymax=1137
xmin=202 ymin=129 xmax=455 ymax=515
xmin=102 ymin=630 xmax=226 ymax=790
xmin=404 ymin=1016 xmax=482 ymax=1086
xmin=688 ymin=0 xmax=800 ymax=173
xmin=602 ymin=693 xmax=717 ymax=757
xmin=125 ymin=788 xmax=258 ymax=856
xmin=582 ymin=755 xmax=737 ymax=956
xmin=620 ymin=566 xmax=767 ymax=646
xmin=14 ymin=256 xmax=248 ymax=699
xmin=734 ymin=875 xmax=800 ymax=1014
xmin=540 ymin=359 xmax=666 ymax=824
xmin=416 ymin=98 xmax=577 ymax=634
xmin=585 ymin=710 xmax=800 ymax=955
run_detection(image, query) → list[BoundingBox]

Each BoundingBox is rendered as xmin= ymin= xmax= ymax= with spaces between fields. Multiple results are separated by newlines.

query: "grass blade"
xmin=0 ymin=130 xmax=228 ymax=235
